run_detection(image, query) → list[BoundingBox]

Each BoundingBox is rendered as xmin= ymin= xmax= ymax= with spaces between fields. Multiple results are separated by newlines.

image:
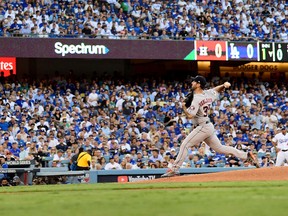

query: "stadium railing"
xmin=1 ymin=32 xmax=281 ymax=42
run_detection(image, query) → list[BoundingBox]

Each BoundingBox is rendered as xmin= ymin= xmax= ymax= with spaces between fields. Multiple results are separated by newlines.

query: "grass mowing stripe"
xmin=1 ymin=181 xmax=288 ymax=216
xmin=1 ymin=181 xmax=288 ymax=193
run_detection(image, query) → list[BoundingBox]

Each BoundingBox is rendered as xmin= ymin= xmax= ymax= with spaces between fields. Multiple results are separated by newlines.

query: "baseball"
xmin=224 ymin=82 xmax=231 ymax=88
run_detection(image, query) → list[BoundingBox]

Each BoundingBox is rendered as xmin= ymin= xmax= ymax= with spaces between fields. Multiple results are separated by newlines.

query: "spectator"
xmin=19 ymin=145 xmax=29 ymax=160
xmin=227 ymin=154 xmax=241 ymax=167
xmin=0 ymin=178 xmax=11 ymax=187
xmin=0 ymin=155 xmax=8 ymax=168
xmin=12 ymin=176 xmax=24 ymax=186
xmin=69 ymin=147 xmax=83 ymax=171
xmin=52 ymin=149 xmax=65 ymax=167
xmin=87 ymin=87 xmax=98 ymax=107
xmin=0 ymin=0 xmax=285 ymax=41
xmin=149 ymin=148 xmax=163 ymax=163
xmin=104 ymin=155 xmax=122 ymax=170
xmin=76 ymin=149 xmax=92 ymax=170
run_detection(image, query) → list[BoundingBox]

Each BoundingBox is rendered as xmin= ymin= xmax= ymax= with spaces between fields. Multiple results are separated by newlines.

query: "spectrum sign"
xmin=54 ymin=42 xmax=110 ymax=57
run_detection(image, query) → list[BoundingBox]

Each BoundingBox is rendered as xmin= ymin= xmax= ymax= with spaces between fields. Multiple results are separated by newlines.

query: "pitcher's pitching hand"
xmin=224 ymin=82 xmax=231 ymax=88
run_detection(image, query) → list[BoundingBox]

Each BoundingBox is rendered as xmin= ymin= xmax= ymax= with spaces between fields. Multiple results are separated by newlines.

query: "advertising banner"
xmin=0 ymin=57 xmax=16 ymax=77
xmin=0 ymin=38 xmax=287 ymax=62
xmin=98 ymin=174 xmax=161 ymax=183
xmin=0 ymin=38 xmax=195 ymax=60
xmin=195 ymin=41 xmax=227 ymax=61
xmin=227 ymin=42 xmax=258 ymax=61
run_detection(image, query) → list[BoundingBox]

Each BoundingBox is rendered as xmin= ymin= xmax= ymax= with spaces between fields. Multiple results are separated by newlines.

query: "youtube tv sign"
xmin=0 ymin=57 xmax=16 ymax=77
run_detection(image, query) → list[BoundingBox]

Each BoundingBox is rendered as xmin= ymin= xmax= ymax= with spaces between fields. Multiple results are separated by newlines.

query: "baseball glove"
xmin=184 ymin=91 xmax=194 ymax=107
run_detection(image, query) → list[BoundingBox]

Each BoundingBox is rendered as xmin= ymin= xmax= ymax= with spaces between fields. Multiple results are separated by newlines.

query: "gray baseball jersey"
xmin=172 ymin=88 xmax=247 ymax=170
xmin=186 ymin=89 xmax=218 ymax=125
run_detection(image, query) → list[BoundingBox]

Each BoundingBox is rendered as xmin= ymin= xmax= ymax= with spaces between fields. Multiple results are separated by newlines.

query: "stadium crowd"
xmin=0 ymin=73 xmax=286 ymax=176
xmin=0 ymin=0 xmax=288 ymax=41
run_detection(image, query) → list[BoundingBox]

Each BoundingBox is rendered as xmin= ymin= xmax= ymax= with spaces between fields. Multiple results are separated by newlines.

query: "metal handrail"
xmin=1 ymin=32 xmax=285 ymax=42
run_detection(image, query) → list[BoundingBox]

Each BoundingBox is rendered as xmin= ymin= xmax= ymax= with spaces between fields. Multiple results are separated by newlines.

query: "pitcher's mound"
xmin=147 ymin=167 xmax=288 ymax=183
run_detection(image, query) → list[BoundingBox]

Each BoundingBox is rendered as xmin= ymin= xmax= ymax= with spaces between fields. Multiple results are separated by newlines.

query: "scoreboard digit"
xmin=259 ymin=43 xmax=274 ymax=62
xmin=274 ymin=43 xmax=288 ymax=62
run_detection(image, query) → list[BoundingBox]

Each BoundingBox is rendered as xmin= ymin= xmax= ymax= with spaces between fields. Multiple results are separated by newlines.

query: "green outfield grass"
xmin=1 ymin=181 xmax=288 ymax=216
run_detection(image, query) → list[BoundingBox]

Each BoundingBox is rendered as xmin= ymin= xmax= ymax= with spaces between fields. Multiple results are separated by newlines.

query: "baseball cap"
xmin=191 ymin=75 xmax=207 ymax=87
xmin=13 ymin=176 xmax=20 ymax=182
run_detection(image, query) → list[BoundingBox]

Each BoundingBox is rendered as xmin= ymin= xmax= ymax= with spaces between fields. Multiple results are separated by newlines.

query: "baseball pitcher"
xmin=162 ymin=76 xmax=260 ymax=177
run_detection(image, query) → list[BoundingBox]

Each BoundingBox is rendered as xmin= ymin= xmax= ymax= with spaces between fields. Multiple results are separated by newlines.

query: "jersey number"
xmin=203 ymin=105 xmax=210 ymax=117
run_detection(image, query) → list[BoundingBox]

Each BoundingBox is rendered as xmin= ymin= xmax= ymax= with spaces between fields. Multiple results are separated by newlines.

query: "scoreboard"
xmin=192 ymin=41 xmax=288 ymax=62
xmin=258 ymin=43 xmax=288 ymax=62
xmin=227 ymin=42 xmax=258 ymax=61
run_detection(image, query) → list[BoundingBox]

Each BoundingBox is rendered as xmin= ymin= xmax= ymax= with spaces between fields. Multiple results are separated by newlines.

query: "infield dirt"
xmin=144 ymin=167 xmax=288 ymax=183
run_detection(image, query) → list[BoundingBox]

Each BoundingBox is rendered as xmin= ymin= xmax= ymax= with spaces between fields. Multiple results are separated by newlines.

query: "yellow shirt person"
xmin=77 ymin=150 xmax=92 ymax=170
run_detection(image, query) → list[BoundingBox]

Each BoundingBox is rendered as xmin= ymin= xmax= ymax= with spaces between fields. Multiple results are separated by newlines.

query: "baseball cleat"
xmin=161 ymin=168 xmax=180 ymax=178
xmin=247 ymin=151 xmax=260 ymax=168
